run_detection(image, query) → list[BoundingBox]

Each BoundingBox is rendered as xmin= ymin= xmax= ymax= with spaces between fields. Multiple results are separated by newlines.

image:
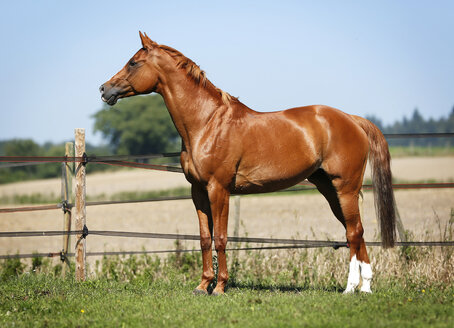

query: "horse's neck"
xmin=157 ymin=73 xmax=224 ymax=147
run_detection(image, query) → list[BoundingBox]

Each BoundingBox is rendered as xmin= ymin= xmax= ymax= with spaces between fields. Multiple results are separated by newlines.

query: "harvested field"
xmin=1 ymin=189 xmax=453 ymax=264
xmin=0 ymin=169 xmax=189 ymax=199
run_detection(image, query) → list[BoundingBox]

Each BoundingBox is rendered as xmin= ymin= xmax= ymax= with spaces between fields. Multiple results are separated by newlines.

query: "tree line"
xmin=366 ymin=108 xmax=454 ymax=147
xmin=0 ymin=95 xmax=453 ymax=183
xmin=0 ymin=140 xmax=112 ymax=184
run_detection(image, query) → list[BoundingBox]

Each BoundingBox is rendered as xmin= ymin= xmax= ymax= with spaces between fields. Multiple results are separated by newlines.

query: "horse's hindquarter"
xmin=233 ymin=106 xmax=325 ymax=193
xmin=311 ymin=106 xmax=370 ymax=181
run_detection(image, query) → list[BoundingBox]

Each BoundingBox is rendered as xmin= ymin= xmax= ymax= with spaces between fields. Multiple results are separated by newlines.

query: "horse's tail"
xmin=351 ymin=115 xmax=396 ymax=248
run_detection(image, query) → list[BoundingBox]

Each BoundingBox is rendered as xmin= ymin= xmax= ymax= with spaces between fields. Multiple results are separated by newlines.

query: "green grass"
xmin=0 ymin=193 xmax=61 ymax=206
xmin=0 ymin=186 xmax=192 ymax=206
xmin=0 ymin=274 xmax=452 ymax=328
xmin=107 ymin=186 xmax=190 ymax=202
xmin=1 ymin=226 xmax=453 ymax=328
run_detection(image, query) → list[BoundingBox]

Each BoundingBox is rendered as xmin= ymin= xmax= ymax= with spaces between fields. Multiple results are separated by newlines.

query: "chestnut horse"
xmin=100 ymin=32 xmax=396 ymax=294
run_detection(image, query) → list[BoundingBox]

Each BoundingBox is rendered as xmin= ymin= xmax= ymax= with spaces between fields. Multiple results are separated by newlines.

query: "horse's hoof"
xmin=193 ymin=288 xmax=208 ymax=296
xmin=342 ymin=288 xmax=355 ymax=294
xmin=211 ymin=289 xmax=225 ymax=296
xmin=360 ymin=288 xmax=372 ymax=294
xmin=343 ymin=282 xmax=358 ymax=294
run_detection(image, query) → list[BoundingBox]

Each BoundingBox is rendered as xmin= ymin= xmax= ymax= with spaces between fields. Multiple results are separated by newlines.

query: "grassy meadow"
xmin=1 ymin=229 xmax=453 ymax=328
xmin=1 ymin=274 xmax=452 ymax=328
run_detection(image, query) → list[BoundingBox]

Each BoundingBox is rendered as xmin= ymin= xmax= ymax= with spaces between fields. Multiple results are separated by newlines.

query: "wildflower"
xmin=407 ymin=298 xmax=412 ymax=302
xmin=81 ymin=309 xmax=85 ymax=313
xmin=421 ymin=289 xmax=425 ymax=293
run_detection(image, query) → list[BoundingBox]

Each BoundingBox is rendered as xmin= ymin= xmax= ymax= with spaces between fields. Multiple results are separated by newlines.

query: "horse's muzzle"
xmin=99 ymin=83 xmax=119 ymax=106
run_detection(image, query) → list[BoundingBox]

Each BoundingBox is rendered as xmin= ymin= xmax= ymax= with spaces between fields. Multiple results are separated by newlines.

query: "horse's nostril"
xmin=99 ymin=85 xmax=104 ymax=93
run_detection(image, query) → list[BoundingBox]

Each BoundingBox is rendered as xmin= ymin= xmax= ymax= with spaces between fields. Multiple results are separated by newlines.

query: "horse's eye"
xmin=129 ymin=60 xmax=136 ymax=67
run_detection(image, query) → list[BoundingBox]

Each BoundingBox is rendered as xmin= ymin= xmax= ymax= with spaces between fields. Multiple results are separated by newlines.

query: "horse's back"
xmin=268 ymin=104 xmax=370 ymax=177
xmin=282 ymin=105 xmax=369 ymax=152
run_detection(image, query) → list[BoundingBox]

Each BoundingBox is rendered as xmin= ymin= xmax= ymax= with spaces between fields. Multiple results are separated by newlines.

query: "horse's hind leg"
xmin=308 ymin=168 xmax=372 ymax=293
xmin=335 ymin=190 xmax=372 ymax=293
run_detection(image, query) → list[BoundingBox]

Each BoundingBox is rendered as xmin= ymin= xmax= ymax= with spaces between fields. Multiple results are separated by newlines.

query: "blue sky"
xmin=1 ymin=1 xmax=453 ymax=145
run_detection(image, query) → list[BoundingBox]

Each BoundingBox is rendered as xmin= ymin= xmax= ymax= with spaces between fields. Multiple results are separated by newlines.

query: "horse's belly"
xmin=232 ymin=160 xmax=318 ymax=194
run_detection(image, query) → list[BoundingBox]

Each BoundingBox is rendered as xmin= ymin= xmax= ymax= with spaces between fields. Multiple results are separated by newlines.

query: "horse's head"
xmin=100 ymin=32 xmax=162 ymax=105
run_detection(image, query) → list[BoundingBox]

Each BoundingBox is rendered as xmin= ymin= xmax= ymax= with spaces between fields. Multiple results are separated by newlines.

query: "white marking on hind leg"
xmin=359 ymin=261 xmax=373 ymax=293
xmin=343 ymin=255 xmax=360 ymax=294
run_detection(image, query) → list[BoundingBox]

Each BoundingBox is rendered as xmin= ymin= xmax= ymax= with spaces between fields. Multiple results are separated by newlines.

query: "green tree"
xmin=378 ymin=107 xmax=454 ymax=147
xmin=93 ymin=95 xmax=180 ymax=155
xmin=0 ymin=139 xmax=41 ymax=182
xmin=365 ymin=115 xmax=384 ymax=131
xmin=0 ymin=139 xmax=116 ymax=184
xmin=5 ymin=139 xmax=40 ymax=157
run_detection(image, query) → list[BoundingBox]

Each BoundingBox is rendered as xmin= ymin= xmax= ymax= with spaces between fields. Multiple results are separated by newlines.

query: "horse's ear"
xmin=139 ymin=31 xmax=155 ymax=49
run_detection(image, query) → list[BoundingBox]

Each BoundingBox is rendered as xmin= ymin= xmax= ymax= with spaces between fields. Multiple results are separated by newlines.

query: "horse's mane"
xmin=158 ymin=44 xmax=235 ymax=105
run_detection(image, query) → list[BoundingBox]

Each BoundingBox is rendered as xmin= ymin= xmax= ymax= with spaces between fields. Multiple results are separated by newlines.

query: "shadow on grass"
xmin=226 ymin=281 xmax=344 ymax=294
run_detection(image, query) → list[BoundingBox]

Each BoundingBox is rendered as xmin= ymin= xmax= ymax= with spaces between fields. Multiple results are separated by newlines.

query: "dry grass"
xmin=364 ymin=156 xmax=454 ymax=182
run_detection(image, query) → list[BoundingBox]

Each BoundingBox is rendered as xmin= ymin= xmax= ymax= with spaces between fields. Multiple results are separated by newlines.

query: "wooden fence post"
xmin=75 ymin=129 xmax=86 ymax=281
xmin=61 ymin=142 xmax=73 ymax=276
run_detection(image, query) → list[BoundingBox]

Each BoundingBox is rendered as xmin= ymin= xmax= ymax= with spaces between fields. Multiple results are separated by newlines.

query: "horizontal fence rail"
xmin=1 ymin=183 xmax=454 ymax=214
xmin=1 ymin=228 xmax=453 ymax=260
xmin=3 ymin=237 xmax=454 ymax=261
xmin=1 ymin=229 xmax=453 ymax=246
xmin=383 ymin=132 xmax=454 ymax=138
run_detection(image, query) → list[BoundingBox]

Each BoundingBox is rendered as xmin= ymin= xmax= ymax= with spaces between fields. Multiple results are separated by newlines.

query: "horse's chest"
xmin=180 ymin=151 xmax=209 ymax=185
xmin=181 ymin=148 xmax=234 ymax=187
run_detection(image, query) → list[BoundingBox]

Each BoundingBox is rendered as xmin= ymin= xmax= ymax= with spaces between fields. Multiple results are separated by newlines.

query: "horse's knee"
xmin=346 ymin=224 xmax=364 ymax=246
xmin=214 ymin=234 xmax=227 ymax=251
xmin=200 ymin=235 xmax=212 ymax=251
xmin=217 ymin=270 xmax=229 ymax=283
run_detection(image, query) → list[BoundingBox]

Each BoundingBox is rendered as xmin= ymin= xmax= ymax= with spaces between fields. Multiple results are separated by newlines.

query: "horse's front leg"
xmin=207 ymin=181 xmax=230 ymax=295
xmin=191 ymin=184 xmax=214 ymax=295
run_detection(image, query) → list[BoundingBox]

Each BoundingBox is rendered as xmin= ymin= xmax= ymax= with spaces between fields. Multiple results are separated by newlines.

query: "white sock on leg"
xmin=344 ymin=255 xmax=360 ymax=294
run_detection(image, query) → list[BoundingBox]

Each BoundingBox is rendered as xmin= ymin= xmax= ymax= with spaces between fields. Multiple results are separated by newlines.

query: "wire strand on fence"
xmin=0 ymin=152 xmax=181 ymax=163
xmin=96 ymin=160 xmax=183 ymax=172
xmin=384 ymin=132 xmax=454 ymax=138
xmin=1 ymin=229 xmax=452 ymax=247
xmin=0 ymin=153 xmax=182 ymax=169
xmin=0 ymin=204 xmax=63 ymax=213
xmin=2 ymin=240 xmax=454 ymax=260
xmin=1 ymin=182 xmax=454 ymax=214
